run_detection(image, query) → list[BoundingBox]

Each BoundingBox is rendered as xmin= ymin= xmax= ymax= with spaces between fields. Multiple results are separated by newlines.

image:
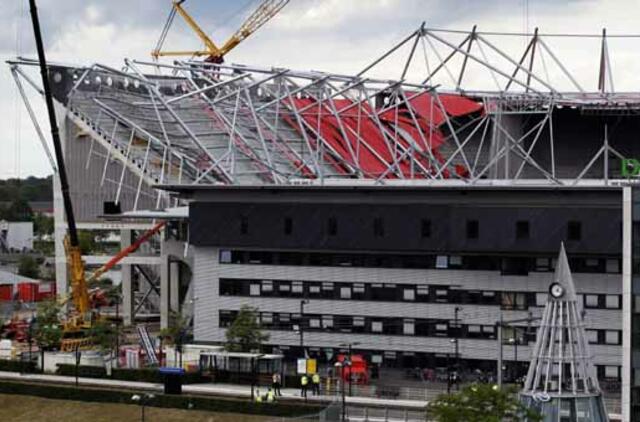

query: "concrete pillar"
xmin=160 ymin=253 xmax=170 ymax=330
xmin=121 ymin=229 xmax=134 ymax=327
xmin=53 ymin=174 xmax=68 ymax=300
xmin=170 ymin=260 xmax=180 ymax=312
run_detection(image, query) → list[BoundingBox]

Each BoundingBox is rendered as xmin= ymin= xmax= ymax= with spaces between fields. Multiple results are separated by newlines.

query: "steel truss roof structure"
xmin=9 ymin=25 xmax=640 ymax=209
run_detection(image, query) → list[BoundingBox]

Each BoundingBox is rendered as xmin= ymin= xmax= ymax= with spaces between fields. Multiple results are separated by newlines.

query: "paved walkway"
xmin=0 ymin=371 xmax=427 ymax=409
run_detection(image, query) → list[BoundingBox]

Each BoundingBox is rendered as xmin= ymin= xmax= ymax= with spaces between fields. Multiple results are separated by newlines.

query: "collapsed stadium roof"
xmin=9 ymin=25 xmax=640 ymax=212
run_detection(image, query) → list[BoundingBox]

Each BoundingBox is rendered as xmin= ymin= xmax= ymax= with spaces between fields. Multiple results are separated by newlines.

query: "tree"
xmin=33 ymin=213 xmax=53 ymax=236
xmin=427 ymin=384 xmax=542 ymax=422
xmin=78 ymin=231 xmax=96 ymax=254
xmin=33 ymin=299 xmax=62 ymax=371
xmin=224 ymin=305 xmax=269 ymax=353
xmin=2 ymin=198 xmax=33 ymax=221
xmin=88 ymin=319 xmax=118 ymax=354
xmin=18 ymin=255 xmax=40 ymax=279
xmin=160 ymin=311 xmax=192 ymax=366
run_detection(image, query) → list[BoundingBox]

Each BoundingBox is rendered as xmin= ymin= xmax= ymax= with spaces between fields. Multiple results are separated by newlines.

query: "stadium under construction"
xmin=10 ymin=23 xmax=640 ymax=419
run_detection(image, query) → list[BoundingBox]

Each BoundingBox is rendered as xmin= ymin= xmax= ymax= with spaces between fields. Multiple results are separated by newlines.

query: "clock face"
xmin=549 ymin=283 xmax=565 ymax=298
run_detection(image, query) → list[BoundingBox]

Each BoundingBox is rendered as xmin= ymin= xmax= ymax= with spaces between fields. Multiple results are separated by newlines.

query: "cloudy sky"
xmin=2 ymin=0 xmax=640 ymax=179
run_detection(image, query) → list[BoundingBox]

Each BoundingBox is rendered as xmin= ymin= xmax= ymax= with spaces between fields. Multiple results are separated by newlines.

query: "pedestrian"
xmin=255 ymin=387 xmax=262 ymax=403
xmin=272 ymin=372 xmax=282 ymax=396
xmin=266 ymin=388 xmax=276 ymax=403
xmin=312 ymin=372 xmax=321 ymax=395
xmin=300 ymin=373 xmax=309 ymax=399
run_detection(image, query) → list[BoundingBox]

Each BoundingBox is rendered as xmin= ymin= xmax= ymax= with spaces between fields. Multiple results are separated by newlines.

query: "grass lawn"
xmin=0 ymin=393 xmax=271 ymax=422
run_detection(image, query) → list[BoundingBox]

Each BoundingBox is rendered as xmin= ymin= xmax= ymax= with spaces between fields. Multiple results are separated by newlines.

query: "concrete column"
xmin=170 ymin=260 xmax=180 ymax=312
xmin=622 ymin=186 xmax=632 ymax=422
xmin=121 ymin=229 xmax=134 ymax=327
xmin=160 ymin=253 xmax=170 ymax=330
xmin=53 ymin=174 xmax=68 ymax=300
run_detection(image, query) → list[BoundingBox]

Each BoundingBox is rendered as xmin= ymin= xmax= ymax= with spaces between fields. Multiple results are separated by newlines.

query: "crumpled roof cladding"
xmin=285 ymin=93 xmax=482 ymax=179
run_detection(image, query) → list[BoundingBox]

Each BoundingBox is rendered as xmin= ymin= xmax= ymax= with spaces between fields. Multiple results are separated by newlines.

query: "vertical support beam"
xmin=598 ymin=28 xmax=607 ymax=93
xmin=622 ymin=186 xmax=632 ymax=422
xmin=456 ymin=25 xmax=476 ymax=90
xmin=121 ymin=229 xmax=134 ymax=327
xmin=160 ymin=250 xmax=171 ymax=330
xmin=53 ymin=173 xmax=68 ymax=301
xmin=169 ymin=260 xmax=180 ymax=313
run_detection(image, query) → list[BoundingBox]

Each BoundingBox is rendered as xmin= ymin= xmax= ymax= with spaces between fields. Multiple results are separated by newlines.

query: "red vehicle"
xmin=337 ymin=354 xmax=369 ymax=385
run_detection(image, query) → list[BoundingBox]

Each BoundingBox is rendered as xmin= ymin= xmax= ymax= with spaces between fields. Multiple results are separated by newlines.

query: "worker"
xmin=312 ymin=372 xmax=321 ymax=395
xmin=272 ymin=372 xmax=282 ymax=396
xmin=255 ymin=387 xmax=262 ymax=403
xmin=300 ymin=374 xmax=309 ymax=399
xmin=266 ymin=388 xmax=276 ymax=403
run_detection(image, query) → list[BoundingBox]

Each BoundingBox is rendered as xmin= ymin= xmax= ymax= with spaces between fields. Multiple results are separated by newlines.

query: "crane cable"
xmin=153 ymin=5 xmax=178 ymax=59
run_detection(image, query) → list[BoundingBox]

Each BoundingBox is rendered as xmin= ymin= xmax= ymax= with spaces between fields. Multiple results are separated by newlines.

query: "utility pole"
xmin=299 ymin=299 xmax=309 ymax=353
xmin=454 ymin=307 xmax=461 ymax=372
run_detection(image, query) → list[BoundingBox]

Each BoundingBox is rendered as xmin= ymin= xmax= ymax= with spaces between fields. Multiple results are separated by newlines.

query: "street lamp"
xmin=334 ymin=361 xmax=346 ymax=422
xmin=299 ymin=299 xmax=309 ymax=352
xmin=339 ymin=342 xmax=360 ymax=397
xmin=131 ymin=393 xmax=155 ymax=422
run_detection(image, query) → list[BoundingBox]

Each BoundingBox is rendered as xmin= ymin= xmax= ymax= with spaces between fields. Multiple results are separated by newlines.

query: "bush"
xmin=0 ymin=380 xmax=324 ymax=417
xmin=0 ymin=359 xmax=37 ymax=373
xmin=55 ymin=365 xmax=202 ymax=384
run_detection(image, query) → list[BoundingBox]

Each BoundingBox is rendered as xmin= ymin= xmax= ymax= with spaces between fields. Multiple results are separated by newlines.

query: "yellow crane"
xmin=152 ymin=0 xmax=290 ymax=63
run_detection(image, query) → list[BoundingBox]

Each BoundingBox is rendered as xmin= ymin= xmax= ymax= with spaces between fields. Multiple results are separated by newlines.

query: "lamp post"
xmin=131 ymin=393 xmax=155 ymax=422
xmin=299 ymin=299 xmax=309 ymax=353
xmin=339 ymin=342 xmax=360 ymax=397
xmin=334 ymin=361 xmax=346 ymax=422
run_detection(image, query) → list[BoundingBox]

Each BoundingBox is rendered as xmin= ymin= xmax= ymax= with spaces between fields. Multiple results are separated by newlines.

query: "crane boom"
xmin=152 ymin=0 xmax=289 ymax=62
xmin=218 ymin=0 xmax=289 ymax=56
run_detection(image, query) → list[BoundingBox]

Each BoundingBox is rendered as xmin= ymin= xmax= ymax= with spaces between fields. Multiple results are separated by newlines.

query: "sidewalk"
xmin=0 ymin=371 xmax=428 ymax=409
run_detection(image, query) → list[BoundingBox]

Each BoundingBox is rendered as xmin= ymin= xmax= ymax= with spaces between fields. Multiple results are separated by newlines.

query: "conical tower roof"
xmin=520 ymin=244 xmax=609 ymax=421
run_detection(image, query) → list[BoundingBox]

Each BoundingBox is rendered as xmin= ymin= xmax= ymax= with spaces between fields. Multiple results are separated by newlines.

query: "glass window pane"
xmin=606 ymin=295 xmax=620 ymax=309
xmin=372 ymin=321 xmax=383 ymax=333
xmin=404 ymin=289 xmax=415 ymax=301
xmin=605 ymin=331 xmax=619 ymax=344
xmin=250 ymin=284 xmax=260 ymax=296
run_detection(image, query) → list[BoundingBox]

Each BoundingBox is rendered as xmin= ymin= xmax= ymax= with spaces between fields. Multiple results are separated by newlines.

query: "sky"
xmin=2 ymin=0 xmax=640 ymax=179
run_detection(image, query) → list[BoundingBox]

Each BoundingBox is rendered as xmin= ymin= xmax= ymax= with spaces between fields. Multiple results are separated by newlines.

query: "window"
xmin=606 ymin=259 xmax=619 ymax=273
xmin=340 ymin=286 xmax=352 ymax=299
xmin=353 ymin=283 xmax=365 ymax=294
xmin=220 ymin=250 xmax=232 ymax=263
xmin=605 ymin=330 xmax=620 ymax=345
xmin=279 ymin=282 xmax=291 ymax=292
xmin=354 ymin=317 xmax=365 ymax=327
xmin=309 ymin=318 xmax=320 ymax=328
xmin=435 ymin=256 xmax=448 ymax=269
xmin=322 ymin=282 xmax=334 ymax=291
xmin=535 ymin=258 xmax=552 ymax=271
xmin=606 ymin=295 xmax=620 ymax=309
xmin=373 ymin=218 xmax=385 ymax=237
xmin=240 ymin=216 xmax=249 ymax=235
xmin=421 ymin=219 xmax=431 ymax=238
xmin=371 ymin=321 xmax=383 ymax=333
xmin=250 ymin=283 xmax=260 ymax=296
xmin=403 ymin=319 xmax=415 ymax=335
xmin=501 ymin=292 xmax=527 ymax=310
xmin=516 ymin=221 xmax=529 ymax=239
xmin=435 ymin=323 xmax=448 ymax=336
xmin=536 ymin=293 xmax=548 ymax=307
xmin=605 ymin=366 xmax=620 ymax=379
xmin=328 ymin=217 xmax=337 ymax=236
xmin=284 ymin=217 xmax=293 ymax=235
xmin=466 ymin=220 xmax=479 ymax=239
xmin=417 ymin=285 xmax=429 ymax=296
xmin=449 ymin=256 xmax=462 ymax=268
xmin=403 ymin=288 xmax=415 ymax=301
xmin=261 ymin=313 xmax=273 ymax=324
xmin=468 ymin=325 xmax=481 ymax=333
xmin=435 ymin=288 xmax=449 ymax=303
xmin=292 ymin=281 xmax=303 ymax=294
xmin=322 ymin=316 xmax=333 ymax=329
xmin=309 ymin=284 xmax=321 ymax=294
xmin=584 ymin=294 xmax=599 ymax=308
xmin=568 ymin=221 xmax=581 ymax=240
xmin=586 ymin=329 xmax=598 ymax=344
xmin=261 ymin=280 xmax=273 ymax=292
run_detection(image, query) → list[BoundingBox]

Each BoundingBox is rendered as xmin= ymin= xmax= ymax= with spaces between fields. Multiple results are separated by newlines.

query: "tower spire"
xmin=520 ymin=243 xmax=609 ymax=421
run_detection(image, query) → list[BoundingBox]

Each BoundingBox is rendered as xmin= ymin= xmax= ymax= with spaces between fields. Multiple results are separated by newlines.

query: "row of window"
xmin=218 ymin=278 xmax=622 ymax=310
xmin=219 ymin=250 xmax=621 ymax=275
xmin=236 ymin=216 xmax=586 ymax=241
xmin=218 ymin=310 xmax=622 ymax=345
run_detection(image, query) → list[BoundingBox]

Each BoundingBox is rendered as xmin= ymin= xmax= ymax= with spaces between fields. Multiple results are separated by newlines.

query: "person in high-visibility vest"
xmin=266 ymin=388 xmax=276 ymax=403
xmin=300 ymin=374 xmax=309 ymax=398
xmin=312 ymin=373 xmax=321 ymax=395
xmin=255 ymin=387 xmax=262 ymax=403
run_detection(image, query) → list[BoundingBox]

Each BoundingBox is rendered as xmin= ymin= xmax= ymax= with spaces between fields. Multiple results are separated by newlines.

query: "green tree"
xmin=18 ymin=256 xmax=40 ymax=279
xmin=78 ymin=231 xmax=96 ymax=254
xmin=33 ymin=299 xmax=63 ymax=371
xmin=224 ymin=305 xmax=269 ymax=352
xmin=33 ymin=214 xmax=53 ymax=235
xmin=88 ymin=319 xmax=118 ymax=354
xmin=427 ymin=384 xmax=542 ymax=422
